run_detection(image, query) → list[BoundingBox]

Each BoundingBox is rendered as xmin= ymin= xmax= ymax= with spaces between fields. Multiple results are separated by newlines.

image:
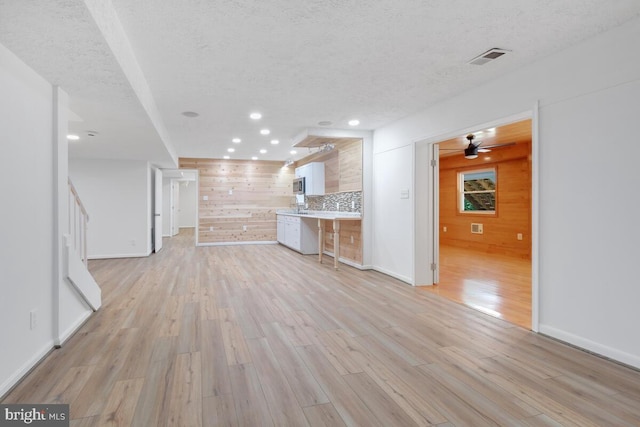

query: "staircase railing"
xmin=68 ymin=178 xmax=89 ymax=266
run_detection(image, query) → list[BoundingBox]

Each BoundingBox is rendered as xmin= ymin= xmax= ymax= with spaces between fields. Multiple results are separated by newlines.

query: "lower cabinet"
xmin=276 ymin=215 xmax=318 ymax=254
xmin=276 ymin=216 xmax=285 ymax=243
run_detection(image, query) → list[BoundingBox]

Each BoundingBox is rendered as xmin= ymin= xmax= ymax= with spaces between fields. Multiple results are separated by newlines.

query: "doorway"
xmin=161 ymin=169 xmax=198 ymax=245
xmin=422 ymin=118 xmax=533 ymax=329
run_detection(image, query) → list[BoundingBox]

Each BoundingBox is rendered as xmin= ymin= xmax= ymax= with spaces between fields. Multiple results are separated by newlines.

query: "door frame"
xmin=153 ymin=168 xmax=163 ymax=252
xmin=160 ymin=168 xmax=199 ymax=245
xmin=413 ymin=107 xmax=539 ymax=331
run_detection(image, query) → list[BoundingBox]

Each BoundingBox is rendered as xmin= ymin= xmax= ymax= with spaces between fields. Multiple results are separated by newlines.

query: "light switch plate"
xmin=400 ymin=189 xmax=410 ymax=199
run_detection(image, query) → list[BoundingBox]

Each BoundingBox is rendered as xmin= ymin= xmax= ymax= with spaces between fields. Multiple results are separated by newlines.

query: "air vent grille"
xmin=468 ymin=48 xmax=510 ymax=65
xmin=471 ymin=223 xmax=484 ymax=234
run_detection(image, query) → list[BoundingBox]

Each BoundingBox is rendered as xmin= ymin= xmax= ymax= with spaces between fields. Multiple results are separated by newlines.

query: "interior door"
xmin=154 ymin=168 xmax=163 ymax=252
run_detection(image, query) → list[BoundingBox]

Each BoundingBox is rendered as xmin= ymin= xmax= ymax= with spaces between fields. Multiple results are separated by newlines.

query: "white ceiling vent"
xmin=468 ymin=48 xmax=510 ymax=65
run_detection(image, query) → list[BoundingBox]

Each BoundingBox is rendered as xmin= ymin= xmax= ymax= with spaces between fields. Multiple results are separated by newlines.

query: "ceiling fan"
xmin=441 ymin=134 xmax=515 ymax=159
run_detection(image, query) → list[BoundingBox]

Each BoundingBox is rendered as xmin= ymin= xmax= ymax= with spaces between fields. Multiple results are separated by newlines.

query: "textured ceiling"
xmin=1 ymin=1 xmax=640 ymax=167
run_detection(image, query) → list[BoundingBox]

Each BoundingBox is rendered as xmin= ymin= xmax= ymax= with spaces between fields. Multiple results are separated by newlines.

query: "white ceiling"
xmin=2 ymin=1 xmax=639 ymax=168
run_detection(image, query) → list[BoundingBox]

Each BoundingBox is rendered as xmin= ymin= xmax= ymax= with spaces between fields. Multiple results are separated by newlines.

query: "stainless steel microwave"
xmin=293 ymin=177 xmax=305 ymax=194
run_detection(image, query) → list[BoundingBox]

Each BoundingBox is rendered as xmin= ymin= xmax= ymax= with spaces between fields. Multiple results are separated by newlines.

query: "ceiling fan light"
xmin=464 ymin=145 xmax=478 ymax=159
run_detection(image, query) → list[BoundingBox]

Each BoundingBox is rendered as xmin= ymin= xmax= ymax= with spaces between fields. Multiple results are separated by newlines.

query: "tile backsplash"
xmin=305 ymin=191 xmax=362 ymax=213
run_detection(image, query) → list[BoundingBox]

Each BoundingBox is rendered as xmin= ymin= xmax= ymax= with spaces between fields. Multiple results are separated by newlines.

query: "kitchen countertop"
xmin=276 ymin=210 xmax=362 ymax=220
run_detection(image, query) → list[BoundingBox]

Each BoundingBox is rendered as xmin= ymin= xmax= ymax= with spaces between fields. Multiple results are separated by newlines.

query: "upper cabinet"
xmin=295 ymin=162 xmax=325 ymax=195
xmin=295 ymin=138 xmax=363 ymax=194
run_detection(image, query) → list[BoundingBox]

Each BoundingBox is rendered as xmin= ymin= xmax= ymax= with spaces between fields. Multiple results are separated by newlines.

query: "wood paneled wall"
xmin=179 ymin=158 xmax=294 ymax=244
xmin=439 ymin=142 xmax=531 ymax=259
xmin=321 ymin=219 xmax=363 ymax=265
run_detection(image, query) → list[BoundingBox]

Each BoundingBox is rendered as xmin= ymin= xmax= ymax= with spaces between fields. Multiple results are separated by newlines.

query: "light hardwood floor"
xmin=3 ymin=229 xmax=640 ymax=426
xmin=422 ymin=245 xmax=532 ymax=329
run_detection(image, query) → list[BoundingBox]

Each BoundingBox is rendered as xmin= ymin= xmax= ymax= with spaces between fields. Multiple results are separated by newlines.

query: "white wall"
xmin=372 ymin=145 xmax=414 ymax=283
xmin=0 ymin=42 xmax=91 ymax=396
xmin=0 ymin=41 xmax=55 ymax=397
xmin=178 ymin=181 xmax=196 ymax=228
xmin=538 ymin=80 xmax=640 ymax=366
xmin=372 ymin=17 xmax=640 ymax=367
xmin=69 ymin=159 xmax=151 ymax=258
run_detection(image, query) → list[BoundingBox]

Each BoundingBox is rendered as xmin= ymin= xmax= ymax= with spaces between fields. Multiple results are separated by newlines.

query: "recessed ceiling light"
xmin=251 ymin=156 xmax=258 ymax=160
xmin=290 ymin=150 xmax=297 ymax=155
xmin=232 ymin=138 xmax=241 ymax=143
xmin=318 ymin=121 xmax=332 ymax=126
xmin=348 ymin=119 xmax=360 ymax=126
xmin=259 ymin=149 xmax=267 ymax=154
xmin=227 ymin=148 xmax=235 ymax=153
xmin=67 ymin=134 xmax=80 ymax=140
xmin=250 ymin=112 xmax=262 ymax=120
xmin=223 ymin=155 xmax=230 ymax=159
xmin=182 ymin=111 xmax=199 ymax=118
xmin=270 ymin=139 xmax=279 ymax=145
xmin=260 ymin=129 xmax=270 ymax=135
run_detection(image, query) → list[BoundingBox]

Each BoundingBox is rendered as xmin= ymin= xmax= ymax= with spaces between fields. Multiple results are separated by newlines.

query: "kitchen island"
xmin=276 ymin=210 xmax=362 ymax=269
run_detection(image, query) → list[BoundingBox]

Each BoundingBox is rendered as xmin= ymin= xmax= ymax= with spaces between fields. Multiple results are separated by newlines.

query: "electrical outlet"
xmin=209 ymin=226 xmax=213 ymax=231
xmin=30 ymin=310 xmax=37 ymax=330
xmin=336 ymin=202 xmax=339 ymax=211
xmin=517 ymin=233 xmax=523 ymax=240
xmin=203 ymin=195 xmax=208 ymax=201
xmin=351 ymin=200 xmax=355 ymax=209
xmin=443 ymin=226 xmax=447 ymax=232
xmin=243 ymin=225 xmax=247 ymax=231
xmin=322 ymin=202 xmax=326 ymax=210
xmin=228 ymin=189 xmax=233 ymax=195
xmin=350 ymin=235 xmax=354 ymax=244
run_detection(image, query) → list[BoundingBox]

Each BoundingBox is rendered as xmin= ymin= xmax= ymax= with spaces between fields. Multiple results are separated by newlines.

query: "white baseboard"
xmin=56 ymin=309 xmax=93 ymax=347
xmin=539 ymin=324 xmax=640 ymax=370
xmin=371 ymin=266 xmax=413 ymax=285
xmin=197 ymin=241 xmax=278 ymax=247
xmin=179 ymin=226 xmax=195 ymax=229
xmin=0 ymin=339 xmax=54 ymax=398
xmin=88 ymin=252 xmax=150 ymax=260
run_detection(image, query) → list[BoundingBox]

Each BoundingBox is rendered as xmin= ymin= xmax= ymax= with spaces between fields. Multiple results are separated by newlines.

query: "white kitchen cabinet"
xmin=276 ymin=214 xmax=318 ymax=254
xmin=276 ymin=216 xmax=285 ymax=243
xmin=294 ymin=162 xmax=325 ymax=195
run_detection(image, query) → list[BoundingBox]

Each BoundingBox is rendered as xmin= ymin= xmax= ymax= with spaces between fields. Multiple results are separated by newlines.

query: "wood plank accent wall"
xmin=179 ymin=158 xmax=294 ymax=244
xmin=439 ymin=142 xmax=531 ymax=259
